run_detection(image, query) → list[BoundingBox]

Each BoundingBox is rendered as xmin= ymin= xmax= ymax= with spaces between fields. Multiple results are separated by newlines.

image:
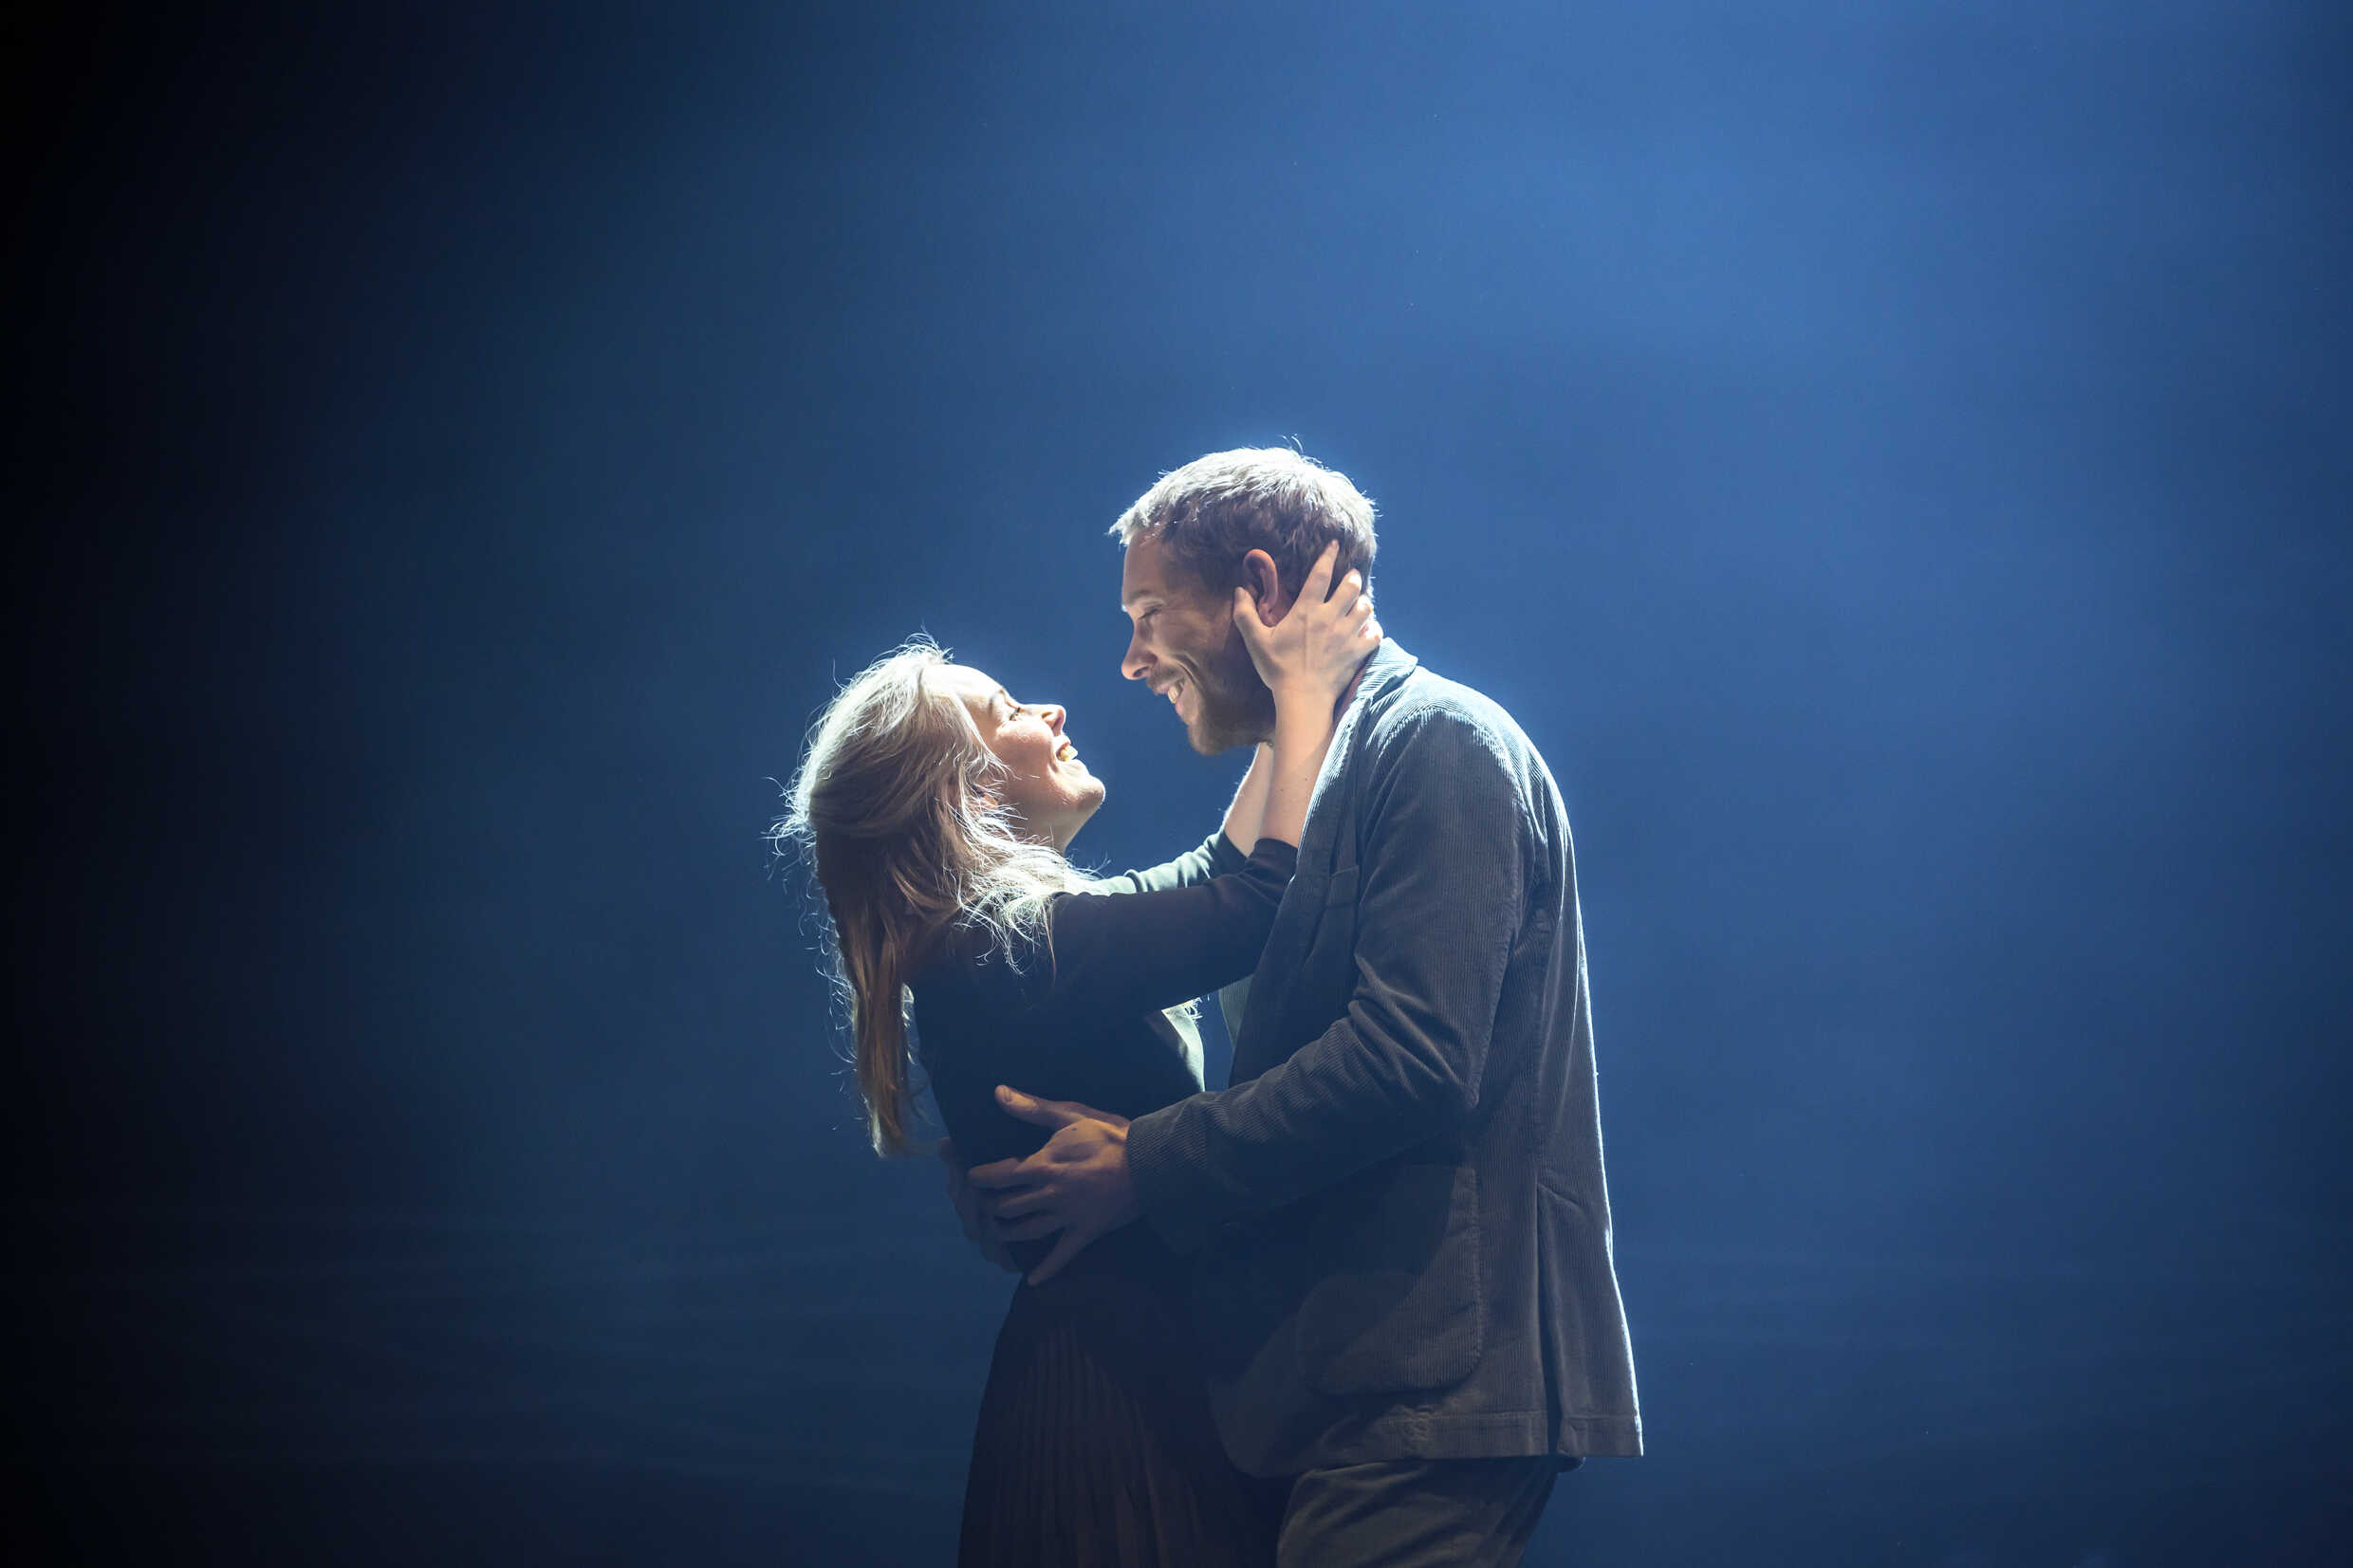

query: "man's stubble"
xmin=1184 ymin=629 xmax=1277 ymax=757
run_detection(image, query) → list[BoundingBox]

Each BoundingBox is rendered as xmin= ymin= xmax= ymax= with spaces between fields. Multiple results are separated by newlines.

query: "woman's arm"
xmin=1237 ymin=542 xmax=1380 ymax=848
xmin=1099 ymin=754 xmax=1266 ymax=897
xmin=1220 ymin=744 xmax=1274 ymax=855
xmin=1102 ymin=829 xmax=1243 ymax=896
xmin=1036 ymin=839 xmax=1300 ymax=1018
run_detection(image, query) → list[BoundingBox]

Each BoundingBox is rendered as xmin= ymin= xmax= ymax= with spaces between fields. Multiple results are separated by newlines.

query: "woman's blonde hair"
xmin=772 ymin=638 xmax=1092 ymax=1155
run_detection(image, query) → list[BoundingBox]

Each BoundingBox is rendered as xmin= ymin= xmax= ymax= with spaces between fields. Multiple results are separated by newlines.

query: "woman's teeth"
xmin=1056 ymin=741 xmax=1077 ymax=762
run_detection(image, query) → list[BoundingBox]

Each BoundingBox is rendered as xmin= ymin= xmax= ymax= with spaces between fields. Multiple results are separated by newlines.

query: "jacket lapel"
xmin=1231 ymin=641 xmax=1419 ymax=1082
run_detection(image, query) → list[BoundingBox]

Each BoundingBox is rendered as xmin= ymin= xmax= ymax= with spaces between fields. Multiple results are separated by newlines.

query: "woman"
xmin=780 ymin=544 xmax=1376 ymax=1566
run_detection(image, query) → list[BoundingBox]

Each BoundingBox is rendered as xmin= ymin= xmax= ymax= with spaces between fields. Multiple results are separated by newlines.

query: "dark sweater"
xmin=910 ymin=837 xmax=1297 ymax=1181
xmin=919 ymin=836 xmax=1304 ymax=1562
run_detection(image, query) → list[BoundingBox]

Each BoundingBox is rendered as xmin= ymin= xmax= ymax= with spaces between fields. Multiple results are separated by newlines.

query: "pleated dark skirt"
xmin=957 ymin=1227 xmax=1282 ymax=1567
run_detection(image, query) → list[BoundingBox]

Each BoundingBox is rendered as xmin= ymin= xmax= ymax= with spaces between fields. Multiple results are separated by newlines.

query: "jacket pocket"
xmin=1295 ymin=1163 xmax=1483 ymax=1396
xmin=1294 ymin=863 xmax=1362 ymax=1012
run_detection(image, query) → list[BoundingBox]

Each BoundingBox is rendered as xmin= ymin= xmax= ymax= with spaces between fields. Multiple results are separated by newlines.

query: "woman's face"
xmin=942 ymin=664 xmax=1105 ymax=851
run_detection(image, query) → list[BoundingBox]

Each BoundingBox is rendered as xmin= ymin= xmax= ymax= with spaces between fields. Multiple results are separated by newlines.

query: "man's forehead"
xmin=1120 ymin=535 xmax=1196 ymax=607
xmin=1117 ymin=540 xmax=1158 ymax=604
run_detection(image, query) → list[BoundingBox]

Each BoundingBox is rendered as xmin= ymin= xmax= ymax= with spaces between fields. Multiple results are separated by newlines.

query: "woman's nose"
xmin=1040 ymin=704 xmax=1066 ymax=733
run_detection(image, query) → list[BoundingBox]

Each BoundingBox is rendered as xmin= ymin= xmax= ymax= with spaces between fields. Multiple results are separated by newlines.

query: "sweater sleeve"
xmin=1094 ymin=830 xmax=1251 ymax=896
xmin=1031 ymin=839 xmax=1296 ymax=1019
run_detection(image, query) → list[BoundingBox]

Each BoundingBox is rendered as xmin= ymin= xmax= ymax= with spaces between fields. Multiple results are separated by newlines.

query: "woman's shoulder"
xmin=910 ymin=907 xmax=1064 ymax=998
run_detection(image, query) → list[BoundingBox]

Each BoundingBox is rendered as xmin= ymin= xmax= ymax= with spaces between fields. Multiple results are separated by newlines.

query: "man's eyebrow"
xmin=1121 ymin=594 xmax=1161 ymax=613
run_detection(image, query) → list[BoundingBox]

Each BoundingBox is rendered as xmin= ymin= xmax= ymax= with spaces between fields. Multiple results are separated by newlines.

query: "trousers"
xmin=1257 ymin=1454 xmax=1566 ymax=1568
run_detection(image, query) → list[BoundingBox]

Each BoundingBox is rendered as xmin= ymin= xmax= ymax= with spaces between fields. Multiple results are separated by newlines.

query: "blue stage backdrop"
xmin=9 ymin=2 xmax=2347 ymax=1563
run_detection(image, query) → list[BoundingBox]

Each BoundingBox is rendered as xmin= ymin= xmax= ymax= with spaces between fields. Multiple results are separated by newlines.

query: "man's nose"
xmin=1121 ymin=637 xmax=1150 ymax=682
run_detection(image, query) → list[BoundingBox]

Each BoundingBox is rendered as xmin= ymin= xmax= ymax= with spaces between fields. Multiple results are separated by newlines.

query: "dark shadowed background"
xmin=8 ymin=2 xmax=2348 ymax=1563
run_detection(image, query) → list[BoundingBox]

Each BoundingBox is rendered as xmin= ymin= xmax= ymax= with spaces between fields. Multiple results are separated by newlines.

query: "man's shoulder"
xmin=1363 ymin=661 xmax=1540 ymax=768
xmin=1345 ymin=659 xmax=1571 ymax=875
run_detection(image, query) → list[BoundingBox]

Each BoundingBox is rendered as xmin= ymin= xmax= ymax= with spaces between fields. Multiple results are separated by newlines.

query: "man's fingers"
xmin=995 ymin=1087 xmax=1125 ymax=1129
xmin=1026 ymin=1227 xmax=1090 ymax=1287
xmin=966 ymin=1158 xmax=1034 ymax=1190
xmin=993 ymin=1085 xmax=1087 ymax=1130
xmin=976 ymin=1185 xmax=1039 ymax=1218
xmin=993 ymin=1213 xmax=1063 ymax=1243
xmin=987 ymin=1186 xmax=1051 ymax=1219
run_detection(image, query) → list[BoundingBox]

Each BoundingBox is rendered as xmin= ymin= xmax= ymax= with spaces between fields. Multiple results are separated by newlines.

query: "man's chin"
xmin=1182 ymin=711 xmax=1260 ymax=757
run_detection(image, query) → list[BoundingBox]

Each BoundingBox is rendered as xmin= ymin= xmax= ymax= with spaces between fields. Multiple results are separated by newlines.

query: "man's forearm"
xmin=1126 ymin=988 xmax=1493 ymax=1255
xmin=1133 ymin=710 xmax=1531 ymax=1253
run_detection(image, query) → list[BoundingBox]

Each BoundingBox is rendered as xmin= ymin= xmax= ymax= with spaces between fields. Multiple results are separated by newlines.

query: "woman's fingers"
xmin=1229 ymin=546 xmax=1375 ymax=695
xmin=1232 ymin=584 xmax=1267 ymax=638
xmin=1299 ymin=541 xmax=1340 ymax=605
xmin=1232 ymin=586 xmax=1280 ymax=682
xmin=1312 ymin=568 xmax=1359 ymax=620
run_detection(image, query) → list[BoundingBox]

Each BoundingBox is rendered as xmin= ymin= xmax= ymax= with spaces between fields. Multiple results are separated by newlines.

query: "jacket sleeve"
xmin=1095 ymin=830 xmax=1251 ymax=896
xmin=1029 ymin=839 xmax=1297 ymax=1020
xmin=1124 ymin=711 xmax=1531 ymax=1254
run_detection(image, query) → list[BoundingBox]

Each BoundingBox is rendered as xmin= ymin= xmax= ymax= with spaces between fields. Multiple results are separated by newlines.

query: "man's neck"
xmin=1335 ymin=655 xmax=1373 ymax=716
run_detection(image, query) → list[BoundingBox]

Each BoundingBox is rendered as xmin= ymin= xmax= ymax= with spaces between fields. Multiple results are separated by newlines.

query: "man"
xmin=970 ymin=448 xmax=1641 ymax=1566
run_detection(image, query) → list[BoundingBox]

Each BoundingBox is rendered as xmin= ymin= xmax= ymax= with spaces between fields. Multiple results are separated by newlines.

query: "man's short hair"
xmin=1110 ymin=448 xmax=1378 ymax=599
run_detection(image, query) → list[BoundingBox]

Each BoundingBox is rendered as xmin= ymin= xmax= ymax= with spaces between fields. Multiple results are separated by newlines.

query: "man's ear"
xmin=1240 ymin=549 xmax=1296 ymax=626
